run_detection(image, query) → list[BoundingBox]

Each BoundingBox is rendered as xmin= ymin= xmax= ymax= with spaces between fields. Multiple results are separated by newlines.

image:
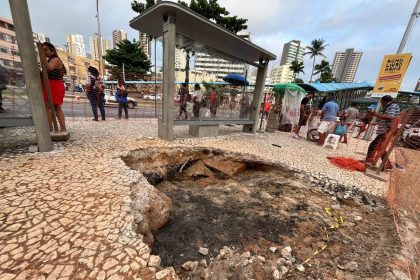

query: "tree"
xmin=176 ymin=1 xmax=248 ymax=84
xmin=313 ymin=59 xmax=331 ymax=76
xmin=103 ymin=39 xmax=151 ymax=80
xmin=304 ymin=39 xmax=328 ymax=82
xmin=131 ymin=0 xmax=159 ymax=13
xmin=131 ymin=0 xmax=248 ymax=85
xmin=289 ymin=60 xmax=304 ymax=79
xmin=293 ymin=77 xmax=304 ymax=84
xmin=319 ymin=71 xmax=336 ymax=83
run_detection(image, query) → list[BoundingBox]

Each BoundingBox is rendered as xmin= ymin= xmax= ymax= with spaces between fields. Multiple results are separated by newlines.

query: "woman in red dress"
xmin=41 ymin=42 xmax=67 ymax=132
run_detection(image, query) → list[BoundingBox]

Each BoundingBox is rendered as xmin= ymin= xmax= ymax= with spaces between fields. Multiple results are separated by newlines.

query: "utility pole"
xmin=363 ymin=0 xmax=419 ymax=140
xmin=398 ymin=0 xmax=420 ymax=53
xmin=122 ymin=63 xmax=125 ymax=81
xmin=96 ymin=0 xmax=103 ymax=77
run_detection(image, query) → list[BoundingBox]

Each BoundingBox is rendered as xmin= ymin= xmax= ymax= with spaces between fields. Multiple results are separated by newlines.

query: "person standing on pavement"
xmin=40 ymin=42 xmax=67 ymax=132
xmin=178 ymin=83 xmax=188 ymax=120
xmin=0 ymin=64 xmax=10 ymax=113
xmin=317 ymin=96 xmax=339 ymax=145
xmin=293 ymin=92 xmax=314 ymax=139
xmin=365 ymin=95 xmax=400 ymax=170
xmin=209 ymin=86 xmax=218 ymax=118
xmin=192 ymin=83 xmax=202 ymax=119
xmin=86 ymin=66 xmax=99 ymax=121
xmin=116 ymin=79 xmax=129 ymax=119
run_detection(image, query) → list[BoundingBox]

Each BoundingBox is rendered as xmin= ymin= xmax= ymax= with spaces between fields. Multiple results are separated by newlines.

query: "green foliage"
xmin=131 ymin=0 xmax=160 ymax=13
xmin=305 ymin=38 xmax=328 ymax=82
xmin=179 ymin=0 xmax=248 ymax=33
xmin=289 ymin=60 xmax=305 ymax=78
xmin=293 ymin=77 xmax=304 ymax=84
xmin=103 ymin=39 xmax=151 ymax=80
xmin=313 ymin=59 xmax=331 ymax=75
xmin=304 ymin=38 xmax=328 ymax=58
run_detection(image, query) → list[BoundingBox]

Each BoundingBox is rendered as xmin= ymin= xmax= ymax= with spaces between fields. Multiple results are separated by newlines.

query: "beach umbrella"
xmin=223 ymin=74 xmax=249 ymax=86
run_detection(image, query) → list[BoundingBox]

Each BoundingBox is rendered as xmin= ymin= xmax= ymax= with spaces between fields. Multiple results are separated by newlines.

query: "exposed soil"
xmin=124 ymin=148 xmax=403 ymax=280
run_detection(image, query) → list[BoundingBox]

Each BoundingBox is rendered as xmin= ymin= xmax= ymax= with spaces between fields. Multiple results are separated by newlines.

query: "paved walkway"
xmin=0 ymin=119 xmax=387 ymax=279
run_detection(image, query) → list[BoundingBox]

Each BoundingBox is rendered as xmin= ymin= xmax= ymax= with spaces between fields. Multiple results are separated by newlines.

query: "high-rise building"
xmin=139 ymin=32 xmax=151 ymax=59
xmin=66 ymin=34 xmax=86 ymax=57
xmin=175 ymin=48 xmax=186 ymax=70
xmin=112 ymin=29 xmax=127 ymax=48
xmin=89 ymin=35 xmax=111 ymax=61
xmin=414 ymin=77 xmax=420 ymax=92
xmin=280 ymin=40 xmax=305 ymax=66
xmin=270 ymin=64 xmax=294 ymax=84
xmin=194 ymin=31 xmax=250 ymax=81
xmin=331 ymin=48 xmax=363 ymax=83
xmin=0 ymin=17 xmax=23 ymax=85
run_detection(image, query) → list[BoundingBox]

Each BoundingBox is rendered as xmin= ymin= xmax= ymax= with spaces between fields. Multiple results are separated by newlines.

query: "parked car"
xmin=103 ymin=89 xmax=138 ymax=109
xmin=401 ymin=120 xmax=420 ymax=149
xmin=143 ymin=94 xmax=162 ymax=101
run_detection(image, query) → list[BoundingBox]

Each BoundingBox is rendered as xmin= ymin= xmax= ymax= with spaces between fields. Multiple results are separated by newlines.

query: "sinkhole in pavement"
xmin=123 ymin=147 xmax=400 ymax=279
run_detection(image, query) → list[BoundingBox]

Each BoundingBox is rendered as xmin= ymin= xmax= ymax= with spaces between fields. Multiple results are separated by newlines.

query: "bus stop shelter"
xmin=129 ymin=1 xmax=276 ymax=140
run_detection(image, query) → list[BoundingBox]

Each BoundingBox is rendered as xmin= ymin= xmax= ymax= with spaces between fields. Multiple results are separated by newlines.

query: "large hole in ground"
xmin=123 ymin=148 xmax=401 ymax=280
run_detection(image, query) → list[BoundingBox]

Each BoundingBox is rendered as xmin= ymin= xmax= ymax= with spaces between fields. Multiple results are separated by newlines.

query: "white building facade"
xmin=66 ymin=34 xmax=86 ymax=57
xmin=89 ymin=35 xmax=111 ymax=61
xmin=270 ymin=64 xmax=294 ymax=84
xmin=194 ymin=31 xmax=250 ymax=81
xmin=280 ymin=40 xmax=305 ymax=66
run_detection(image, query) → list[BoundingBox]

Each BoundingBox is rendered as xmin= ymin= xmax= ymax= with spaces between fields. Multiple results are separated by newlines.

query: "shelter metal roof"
xmin=298 ymin=81 xmax=374 ymax=92
xmin=129 ymin=1 xmax=276 ymax=67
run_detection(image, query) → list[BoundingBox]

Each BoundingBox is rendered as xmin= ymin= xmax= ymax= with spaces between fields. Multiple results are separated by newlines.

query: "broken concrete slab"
xmin=202 ymin=157 xmax=246 ymax=177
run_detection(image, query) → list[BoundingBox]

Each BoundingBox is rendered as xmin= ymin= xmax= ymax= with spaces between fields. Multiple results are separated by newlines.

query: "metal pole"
xmin=397 ymin=0 xmax=420 ymax=53
xmin=9 ymin=0 xmax=53 ymax=152
xmin=96 ymin=0 xmax=103 ymax=77
xmin=364 ymin=0 xmax=419 ymax=140
xmin=154 ymin=38 xmax=157 ymax=116
xmin=122 ymin=63 xmax=125 ymax=81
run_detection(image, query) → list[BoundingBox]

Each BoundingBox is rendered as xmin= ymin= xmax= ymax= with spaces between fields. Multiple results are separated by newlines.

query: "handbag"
xmin=334 ymin=124 xmax=347 ymax=136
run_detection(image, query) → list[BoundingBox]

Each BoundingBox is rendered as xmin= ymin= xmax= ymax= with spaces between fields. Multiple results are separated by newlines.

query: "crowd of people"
xmin=292 ymin=92 xmax=401 ymax=171
xmin=176 ymin=83 xmax=253 ymax=120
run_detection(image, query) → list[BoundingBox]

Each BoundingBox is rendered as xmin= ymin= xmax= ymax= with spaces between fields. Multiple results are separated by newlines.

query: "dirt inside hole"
xmin=123 ymin=148 xmax=401 ymax=280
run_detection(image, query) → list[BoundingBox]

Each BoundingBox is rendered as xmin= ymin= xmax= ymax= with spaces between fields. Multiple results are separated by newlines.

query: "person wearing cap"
xmin=317 ymin=96 xmax=339 ymax=145
xmin=192 ymin=83 xmax=202 ymax=119
xmin=365 ymin=95 xmax=400 ymax=170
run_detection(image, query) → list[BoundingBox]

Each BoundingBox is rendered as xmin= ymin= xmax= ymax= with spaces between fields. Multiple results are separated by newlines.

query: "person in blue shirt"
xmin=317 ymin=96 xmax=339 ymax=145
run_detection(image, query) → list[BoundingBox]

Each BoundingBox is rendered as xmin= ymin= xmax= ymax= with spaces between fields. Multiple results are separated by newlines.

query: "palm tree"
xmin=289 ymin=60 xmax=304 ymax=79
xmin=305 ymin=39 xmax=328 ymax=82
xmin=313 ymin=59 xmax=331 ymax=76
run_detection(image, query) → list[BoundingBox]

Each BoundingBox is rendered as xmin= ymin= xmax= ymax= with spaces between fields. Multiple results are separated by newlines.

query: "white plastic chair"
xmin=323 ymin=134 xmax=341 ymax=150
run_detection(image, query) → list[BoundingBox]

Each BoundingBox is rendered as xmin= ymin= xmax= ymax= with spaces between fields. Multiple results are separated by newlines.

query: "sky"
xmin=1 ymin=0 xmax=419 ymax=90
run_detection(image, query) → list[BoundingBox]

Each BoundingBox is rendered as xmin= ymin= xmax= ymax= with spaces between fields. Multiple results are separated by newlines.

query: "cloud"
xmin=1 ymin=0 xmax=418 ymax=89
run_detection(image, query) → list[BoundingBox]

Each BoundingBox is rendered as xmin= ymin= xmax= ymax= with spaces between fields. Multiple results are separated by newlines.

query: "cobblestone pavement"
xmin=0 ymin=118 xmax=388 ymax=279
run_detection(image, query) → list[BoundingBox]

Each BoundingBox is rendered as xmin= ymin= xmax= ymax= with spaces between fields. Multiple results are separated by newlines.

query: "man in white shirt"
xmin=192 ymin=83 xmax=202 ymax=118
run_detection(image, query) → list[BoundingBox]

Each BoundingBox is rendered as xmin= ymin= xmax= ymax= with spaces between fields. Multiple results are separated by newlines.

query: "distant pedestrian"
xmin=365 ymin=95 xmax=400 ymax=170
xmin=293 ymin=92 xmax=314 ymax=139
xmin=209 ymin=86 xmax=218 ymax=117
xmin=0 ymin=64 xmax=10 ymax=113
xmin=85 ymin=66 xmax=105 ymax=121
xmin=40 ymin=42 xmax=67 ymax=132
xmin=317 ymin=96 xmax=339 ymax=145
xmin=116 ymin=79 xmax=129 ymax=119
xmin=178 ymin=83 xmax=188 ymax=120
xmin=192 ymin=83 xmax=202 ymax=119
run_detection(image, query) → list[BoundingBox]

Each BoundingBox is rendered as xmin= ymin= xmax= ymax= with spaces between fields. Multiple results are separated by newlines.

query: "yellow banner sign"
xmin=372 ymin=53 xmax=412 ymax=98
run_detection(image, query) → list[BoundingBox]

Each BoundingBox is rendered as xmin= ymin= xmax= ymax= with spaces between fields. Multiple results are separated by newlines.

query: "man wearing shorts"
xmin=318 ymin=96 xmax=339 ymax=145
xmin=293 ymin=92 xmax=314 ymax=139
